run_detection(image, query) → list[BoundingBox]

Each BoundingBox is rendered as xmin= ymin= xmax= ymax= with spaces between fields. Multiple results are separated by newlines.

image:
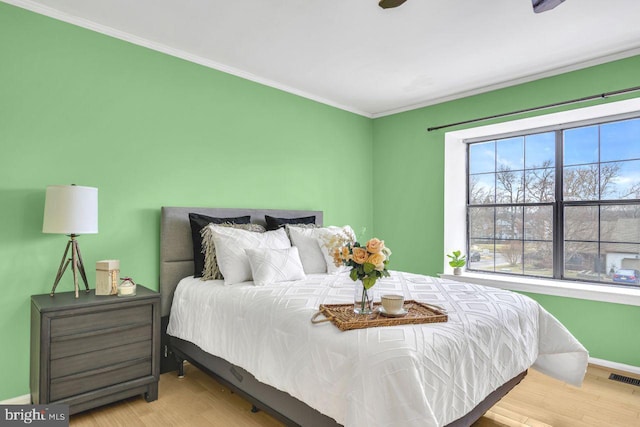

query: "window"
xmin=466 ymin=117 xmax=640 ymax=287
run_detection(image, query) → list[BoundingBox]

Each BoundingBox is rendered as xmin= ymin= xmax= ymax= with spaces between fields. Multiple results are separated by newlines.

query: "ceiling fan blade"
xmin=532 ymin=0 xmax=566 ymax=13
xmin=379 ymin=0 xmax=407 ymax=9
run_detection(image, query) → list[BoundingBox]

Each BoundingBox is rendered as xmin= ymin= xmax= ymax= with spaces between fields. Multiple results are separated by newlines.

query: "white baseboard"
xmin=0 ymin=394 xmax=31 ymax=404
xmin=589 ymin=357 xmax=640 ymax=376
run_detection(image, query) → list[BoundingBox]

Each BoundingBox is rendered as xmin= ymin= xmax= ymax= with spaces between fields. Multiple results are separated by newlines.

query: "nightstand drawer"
xmin=50 ymin=358 xmax=151 ymax=401
xmin=50 ymin=305 xmax=152 ymax=337
xmin=51 ymin=340 xmax=152 ymax=379
xmin=51 ymin=324 xmax=151 ymax=359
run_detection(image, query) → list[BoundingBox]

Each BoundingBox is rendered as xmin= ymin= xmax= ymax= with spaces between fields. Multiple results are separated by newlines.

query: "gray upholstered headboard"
xmin=160 ymin=207 xmax=323 ymax=317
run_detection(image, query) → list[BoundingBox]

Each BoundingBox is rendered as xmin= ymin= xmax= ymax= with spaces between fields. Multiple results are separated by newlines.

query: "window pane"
xmin=469 ymin=173 xmax=495 ymax=204
xmin=565 ymin=206 xmax=598 ymax=242
xmin=525 ymin=167 xmax=555 ymax=202
xmin=563 ymin=164 xmax=599 ymax=201
xmin=496 ymin=240 xmax=523 ymax=274
xmin=564 ymin=125 xmax=598 ymax=166
xmin=469 ymin=141 xmax=495 ymax=174
xmin=601 ymin=204 xmax=640 ymax=243
xmin=524 ymin=206 xmax=553 ymax=240
xmin=603 ymin=242 xmax=640 ymax=287
xmin=525 ymin=132 xmax=555 ymax=169
xmin=523 ymin=241 xmax=553 ymax=277
xmin=468 ymin=207 xmax=494 ymax=239
xmin=496 ymin=206 xmax=523 ymax=239
xmin=496 ymin=170 xmax=524 ymax=203
xmin=600 ymin=118 xmax=640 ymax=162
xmin=497 ymin=137 xmax=524 ymax=171
xmin=468 ymin=239 xmax=494 ymax=272
xmin=564 ymin=242 xmax=600 ymax=281
xmin=600 ymin=160 xmax=640 ymax=200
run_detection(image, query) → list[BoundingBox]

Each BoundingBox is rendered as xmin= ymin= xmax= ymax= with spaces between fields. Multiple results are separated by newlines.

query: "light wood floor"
xmin=71 ymin=363 xmax=640 ymax=427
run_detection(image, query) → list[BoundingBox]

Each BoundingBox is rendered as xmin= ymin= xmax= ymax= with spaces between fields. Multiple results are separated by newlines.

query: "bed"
xmin=160 ymin=207 xmax=588 ymax=427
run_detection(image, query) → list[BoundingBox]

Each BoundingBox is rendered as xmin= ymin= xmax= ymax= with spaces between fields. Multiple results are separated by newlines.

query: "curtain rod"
xmin=426 ymin=85 xmax=640 ymax=132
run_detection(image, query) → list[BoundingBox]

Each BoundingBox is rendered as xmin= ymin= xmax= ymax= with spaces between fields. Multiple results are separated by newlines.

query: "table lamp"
xmin=43 ymin=185 xmax=98 ymax=298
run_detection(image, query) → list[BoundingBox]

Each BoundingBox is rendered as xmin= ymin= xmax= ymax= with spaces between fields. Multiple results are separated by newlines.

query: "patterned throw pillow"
xmin=200 ymin=223 xmax=265 ymax=281
xmin=245 ymin=247 xmax=305 ymax=286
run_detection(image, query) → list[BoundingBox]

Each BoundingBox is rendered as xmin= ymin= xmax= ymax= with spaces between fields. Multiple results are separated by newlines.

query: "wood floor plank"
xmin=70 ymin=363 xmax=640 ymax=427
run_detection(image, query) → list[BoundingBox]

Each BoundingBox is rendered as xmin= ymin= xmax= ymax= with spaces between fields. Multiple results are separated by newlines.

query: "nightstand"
xmin=30 ymin=285 xmax=160 ymax=415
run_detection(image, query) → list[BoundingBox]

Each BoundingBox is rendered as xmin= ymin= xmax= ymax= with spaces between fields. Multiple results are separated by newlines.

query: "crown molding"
xmin=2 ymin=0 xmax=373 ymax=118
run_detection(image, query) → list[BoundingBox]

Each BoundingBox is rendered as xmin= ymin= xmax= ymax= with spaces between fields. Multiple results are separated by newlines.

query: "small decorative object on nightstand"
xmin=95 ymin=260 xmax=119 ymax=295
xmin=30 ymin=285 xmax=160 ymax=415
xmin=118 ymin=277 xmax=136 ymax=297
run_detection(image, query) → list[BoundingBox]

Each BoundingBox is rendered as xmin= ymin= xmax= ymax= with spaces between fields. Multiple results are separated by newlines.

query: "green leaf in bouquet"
xmin=363 ymin=276 xmax=376 ymax=289
xmin=363 ymin=262 xmax=375 ymax=274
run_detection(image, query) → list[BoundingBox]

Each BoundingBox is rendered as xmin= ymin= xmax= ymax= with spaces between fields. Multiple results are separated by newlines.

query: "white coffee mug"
xmin=381 ymin=294 xmax=404 ymax=314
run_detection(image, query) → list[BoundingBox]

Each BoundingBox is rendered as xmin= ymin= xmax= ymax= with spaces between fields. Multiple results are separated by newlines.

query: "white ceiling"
xmin=7 ymin=0 xmax=640 ymax=117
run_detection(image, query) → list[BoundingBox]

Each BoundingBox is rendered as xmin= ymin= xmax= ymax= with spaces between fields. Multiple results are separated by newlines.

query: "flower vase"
xmin=354 ymin=281 xmax=374 ymax=315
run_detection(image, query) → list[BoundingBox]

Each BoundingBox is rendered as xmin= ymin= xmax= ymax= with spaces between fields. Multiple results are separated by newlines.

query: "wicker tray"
xmin=311 ymin=300 xmax=448 ymax=331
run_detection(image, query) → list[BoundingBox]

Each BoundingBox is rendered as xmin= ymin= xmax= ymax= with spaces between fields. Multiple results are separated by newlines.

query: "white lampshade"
xmin=43 ymin=185 xmax=98 ymax=235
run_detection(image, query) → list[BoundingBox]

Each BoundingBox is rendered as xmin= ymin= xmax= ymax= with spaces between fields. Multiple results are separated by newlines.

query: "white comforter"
xmin=167 ymin=271 xmax=588 ymax=427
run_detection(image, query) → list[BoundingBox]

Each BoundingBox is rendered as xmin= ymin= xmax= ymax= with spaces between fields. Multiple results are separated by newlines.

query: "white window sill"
xmin=438 ymin=272 xmax=640 ymax=307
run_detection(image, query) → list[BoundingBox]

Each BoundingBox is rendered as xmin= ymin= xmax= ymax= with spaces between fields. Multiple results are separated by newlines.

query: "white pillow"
xmin=245 ymin=247 xmax=306 ymax=286
xmin=287 ymin=226 xmax=328 ymax=273
xmin=200 ymin=223 xmax=266 ymax=281
xmin=210 ymin=225 xmax=291 ymax=285
xmin=287 ymin=225 xmax=356 ymax=274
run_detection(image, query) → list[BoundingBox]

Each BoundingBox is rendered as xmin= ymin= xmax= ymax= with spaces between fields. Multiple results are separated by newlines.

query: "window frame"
xmin=465 ymin=117 xmax=640 ymax=285
xmin=443 ymin=97 xmax=640 ymax=306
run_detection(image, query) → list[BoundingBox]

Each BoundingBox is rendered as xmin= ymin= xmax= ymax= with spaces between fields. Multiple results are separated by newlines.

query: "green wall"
xmin=373 ymin=55 xmax=640 ymax=367
xmin=0 ymin=3 xmax=373 ymax=400
xmin=2 ymin=0 xmax=639 ymax=402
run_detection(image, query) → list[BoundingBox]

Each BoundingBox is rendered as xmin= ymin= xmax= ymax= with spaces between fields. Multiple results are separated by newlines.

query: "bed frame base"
xmin=446 ymin=370 xmax=527 ymax=427
xmin=169 ymin=336 xmax=341 ymax=427
xmin=168 ymin=335 xmax=526 ymax=427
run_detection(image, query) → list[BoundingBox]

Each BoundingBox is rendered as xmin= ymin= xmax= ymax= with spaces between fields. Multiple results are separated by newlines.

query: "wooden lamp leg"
xmin=74 ymin=238 xmax=91 ymax=293
xmin=50 ymin=234 xmax=91 ymax=298
xmin=50 ymin=240 xmax=72 ymax=296
xmin=71 ymin=236 xmax=79 ymax=298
